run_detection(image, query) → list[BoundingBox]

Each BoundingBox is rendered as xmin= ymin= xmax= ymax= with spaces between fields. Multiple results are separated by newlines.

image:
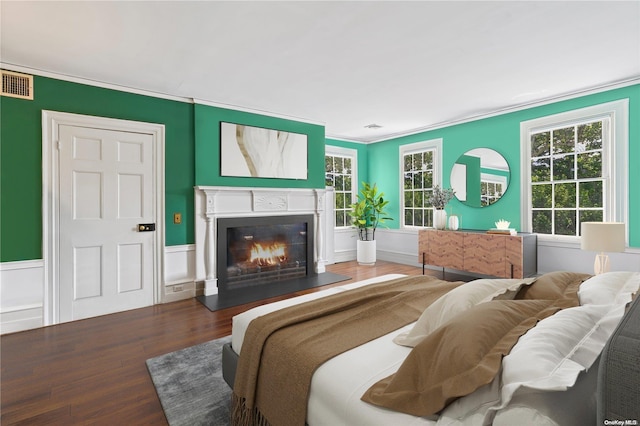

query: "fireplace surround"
xmin=194 ymin=186 xmax=327 ymax=296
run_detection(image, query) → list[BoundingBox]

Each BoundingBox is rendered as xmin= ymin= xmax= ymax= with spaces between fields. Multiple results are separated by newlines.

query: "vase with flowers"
xmin=428 ymin=185 xmax=456 ymax=230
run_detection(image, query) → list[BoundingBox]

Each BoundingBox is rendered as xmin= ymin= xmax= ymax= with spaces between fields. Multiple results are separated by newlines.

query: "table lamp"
xmin=580 ymin=222 xmax=625 ymax=275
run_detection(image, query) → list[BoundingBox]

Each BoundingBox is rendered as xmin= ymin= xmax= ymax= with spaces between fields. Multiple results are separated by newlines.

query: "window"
xmin=481 ymin=179 xmax=505 ymax=206
xmin=400 ymin=139 xmax=443 ymax=228
xmin=521 ymin=100 xmax=628 ymax=238
xmin=325 ymin=147 xmax=357 ymax=228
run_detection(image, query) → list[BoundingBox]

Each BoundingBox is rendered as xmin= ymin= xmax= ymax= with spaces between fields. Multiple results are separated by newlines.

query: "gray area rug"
xmin=146 ymin=335 xmax=232 ymax=426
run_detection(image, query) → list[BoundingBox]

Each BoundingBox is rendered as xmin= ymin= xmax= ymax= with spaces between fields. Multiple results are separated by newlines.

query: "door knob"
xmin=138 ymin=223 xmax=156 ymax=232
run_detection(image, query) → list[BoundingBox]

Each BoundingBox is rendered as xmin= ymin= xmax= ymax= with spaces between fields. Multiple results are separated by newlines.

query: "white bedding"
xmin=308 ymin=323 xmax=437 ymax=426
xmin=230 ymin=271 xmax=640 ymax=426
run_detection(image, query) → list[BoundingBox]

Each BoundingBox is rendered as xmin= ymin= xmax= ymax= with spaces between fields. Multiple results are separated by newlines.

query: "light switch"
xmin=173 ymin=213 xmax=182 ymax=224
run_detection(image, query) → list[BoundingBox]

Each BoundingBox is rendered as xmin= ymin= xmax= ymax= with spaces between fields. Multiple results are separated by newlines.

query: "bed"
xmin=222 ymin=271 xmax=640 ymax=426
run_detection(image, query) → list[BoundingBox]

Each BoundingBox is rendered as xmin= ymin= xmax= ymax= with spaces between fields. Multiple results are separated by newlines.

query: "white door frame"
xmin=42 ymin=110 xmax=165 ymax=326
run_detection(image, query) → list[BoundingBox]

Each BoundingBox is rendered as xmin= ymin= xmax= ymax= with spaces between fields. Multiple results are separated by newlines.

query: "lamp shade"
xmin=581 ymin=222 xmax=625 ymax=253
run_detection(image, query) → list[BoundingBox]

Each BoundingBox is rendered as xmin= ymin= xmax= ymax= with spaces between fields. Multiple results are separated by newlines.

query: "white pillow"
xmin=435 ymin=375 xmax=500 ymax=426
xmin=498 ymin=301 xmax=629 ymax=409
xmin=393 ymin=278 xmax=536 ymax=347
xmin=578 ymin=271 xmax=640 ymax=306
xmin=493 ymin=364 xmax=598 ymax=426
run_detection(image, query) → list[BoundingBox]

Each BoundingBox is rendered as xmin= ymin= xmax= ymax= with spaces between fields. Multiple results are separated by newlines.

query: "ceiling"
xmin=1 ymin=1 xmax=639 ymax=143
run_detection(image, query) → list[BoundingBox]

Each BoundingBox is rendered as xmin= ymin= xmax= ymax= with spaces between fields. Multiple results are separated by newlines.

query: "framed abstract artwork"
xmin=220 ymin=122 xmax=308 ymax=179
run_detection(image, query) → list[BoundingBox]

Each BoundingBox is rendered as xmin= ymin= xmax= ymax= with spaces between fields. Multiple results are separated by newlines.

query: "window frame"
xmin=399 ymin=138 xmax=443 ymax=229
xmin=520 ymin=99 xmax=628 ymax=244
xmin=325 ymin=145 xmax=358 ymax=229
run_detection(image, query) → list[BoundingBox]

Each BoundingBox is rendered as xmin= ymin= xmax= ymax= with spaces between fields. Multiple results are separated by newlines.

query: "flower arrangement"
xmin=428 ymin=185 xmax=456 ymax=210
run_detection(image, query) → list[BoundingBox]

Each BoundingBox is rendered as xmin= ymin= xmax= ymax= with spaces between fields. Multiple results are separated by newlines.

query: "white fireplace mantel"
xmin=194 ymin=186 xmax=327 ymax=295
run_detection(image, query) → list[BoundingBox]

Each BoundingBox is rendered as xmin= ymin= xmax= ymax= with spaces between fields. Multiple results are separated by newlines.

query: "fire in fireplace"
xmin=248 ymin=241 xmax=287 ymax=266
xmin=217 ymin=214 xmax=315 ymax=293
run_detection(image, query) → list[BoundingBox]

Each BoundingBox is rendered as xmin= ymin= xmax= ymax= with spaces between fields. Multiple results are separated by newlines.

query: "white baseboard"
xmin=163 ymin=280 xmax=196 ymax=303
xmin=1 ymin=304 xmax=43 ymax=335
xmin=333 ymin=249 xmax=356 ymax=263
xmin=376 ymin=249 xmax=422 ymax=268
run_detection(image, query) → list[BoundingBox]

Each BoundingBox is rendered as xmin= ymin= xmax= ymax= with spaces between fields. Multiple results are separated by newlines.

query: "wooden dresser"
xmin=418 ymin=229 xmax=537 ymax=279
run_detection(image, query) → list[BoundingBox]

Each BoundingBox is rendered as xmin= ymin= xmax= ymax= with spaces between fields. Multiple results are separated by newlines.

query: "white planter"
xmin=434 ymin=209 xmax=447 ymax=230
xmin=357 ymin=239 xmax=377 ymax=265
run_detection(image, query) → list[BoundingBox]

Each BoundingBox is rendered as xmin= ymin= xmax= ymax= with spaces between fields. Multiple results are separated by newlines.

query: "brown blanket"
xmin=231 ymin=275 xmax=464 ymax=426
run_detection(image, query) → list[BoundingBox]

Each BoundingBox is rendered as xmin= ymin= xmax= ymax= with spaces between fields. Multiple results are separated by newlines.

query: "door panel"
xmin=59 ymin=124 xmax=155 ymax=322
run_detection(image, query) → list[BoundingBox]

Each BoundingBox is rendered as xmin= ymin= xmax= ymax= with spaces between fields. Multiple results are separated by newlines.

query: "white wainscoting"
xmin=537 ymin=239 xmax=640 ymax=275
xmin=333 ymin=228 xmax=358 ymax=263
xmin=163 ymin=244 xmax=197 ymax=303
xmin=1 ymin=245 xmax=200 ymax=334
xmin=4 ymin=233 xmax=637 ymax=334
xmin=0 ymin=260 xmax=44 ymax=334
xmin=375 ymin=229 xmax=423 ymax=267
xmin=374 ymin=229 xmax=640 ymax=276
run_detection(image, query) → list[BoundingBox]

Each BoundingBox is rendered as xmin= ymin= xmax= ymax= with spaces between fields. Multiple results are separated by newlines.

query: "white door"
xmin=57 ymin=124 xmax=156 ymax=322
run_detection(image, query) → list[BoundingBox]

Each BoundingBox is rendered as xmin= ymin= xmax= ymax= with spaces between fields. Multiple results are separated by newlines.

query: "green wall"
xmin=2 ymin=73 xmax=638 ymax=263
xmin=0 ymin=75 xmax=195 ymax=262
xmin=367 ymin=84 xmax=640 ymax=247
xmin=0 ymin=75 xmax=327 ymax=263
xmin=194 ymin=104 xmax=325 ymax=188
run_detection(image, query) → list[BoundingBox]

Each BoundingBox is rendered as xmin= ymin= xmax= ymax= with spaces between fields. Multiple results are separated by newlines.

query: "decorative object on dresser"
xmin=580 ymin=222 xmax=626 ymax=275
xmin=427 ymin=185 xmax=455 ymax=230
xmin=348 ymin=182 xmax=393 ymax=265
xmin=487 ymin=219 xmax=517 ymax=235
xmin=418 ymin=228 xmax=537 ymax=279
xmin=448 ymin=214 xmax=460 ymax=231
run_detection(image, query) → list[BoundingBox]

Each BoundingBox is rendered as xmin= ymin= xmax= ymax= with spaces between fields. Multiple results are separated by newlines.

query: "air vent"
xmin=2 ymin=70 xmax=34 ymax=100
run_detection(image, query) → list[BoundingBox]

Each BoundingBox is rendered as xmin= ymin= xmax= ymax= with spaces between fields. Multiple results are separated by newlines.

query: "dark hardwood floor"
xmin=1 ymin=261 xmax=431 ymax=425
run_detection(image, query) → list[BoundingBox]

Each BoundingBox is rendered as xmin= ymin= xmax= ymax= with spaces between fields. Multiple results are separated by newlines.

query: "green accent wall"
xmin=0 ymin=75 xmax=196 ymax=262
xmin=366 ymin=84 xmax=640 ymax=247
xmin=194 ymin=104 xmax=325 ymax=188
xmin=0 ymin=74 xmax=328 ymax=263
xmin=2 ymin=73 xmax=638 ymax=264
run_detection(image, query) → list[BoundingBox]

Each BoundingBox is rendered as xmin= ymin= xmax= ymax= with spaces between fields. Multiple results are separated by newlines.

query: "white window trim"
xmin=520 ymin=99 xmax=629 ymax=246
xmin=325 ymin=145 xmax=358 ymax=228
xmin=399 ymin=138 xmax=443 ymax=229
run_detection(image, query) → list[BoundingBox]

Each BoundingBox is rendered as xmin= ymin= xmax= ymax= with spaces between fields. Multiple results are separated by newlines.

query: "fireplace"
xmin=216 ymin=214 xmax=315 ymax=293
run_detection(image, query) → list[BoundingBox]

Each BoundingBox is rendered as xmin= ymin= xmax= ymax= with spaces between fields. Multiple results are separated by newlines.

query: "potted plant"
xmin=428 ymin=185 xmax=455 ymax=230
xmin=348 ymin=182 xmax=393 ymax=265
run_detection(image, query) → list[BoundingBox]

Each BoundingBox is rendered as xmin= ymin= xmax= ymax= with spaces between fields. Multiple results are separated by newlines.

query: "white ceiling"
xmin=2 ymin=1 xmax=639 ymax=143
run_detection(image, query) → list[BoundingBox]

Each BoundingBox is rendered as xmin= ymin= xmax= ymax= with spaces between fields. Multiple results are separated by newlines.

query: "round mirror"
xmin=450 ymin=148 xmax=510 ymax=207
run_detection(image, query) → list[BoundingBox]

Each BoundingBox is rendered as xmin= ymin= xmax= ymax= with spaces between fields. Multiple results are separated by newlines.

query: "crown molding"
xmin=192 ymin=98 xmax=324 ymax=126
xmin=0 ymin=62 xmax=325 ymax=126
xmin=364 ymin=77 xmax=640 ymax=144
